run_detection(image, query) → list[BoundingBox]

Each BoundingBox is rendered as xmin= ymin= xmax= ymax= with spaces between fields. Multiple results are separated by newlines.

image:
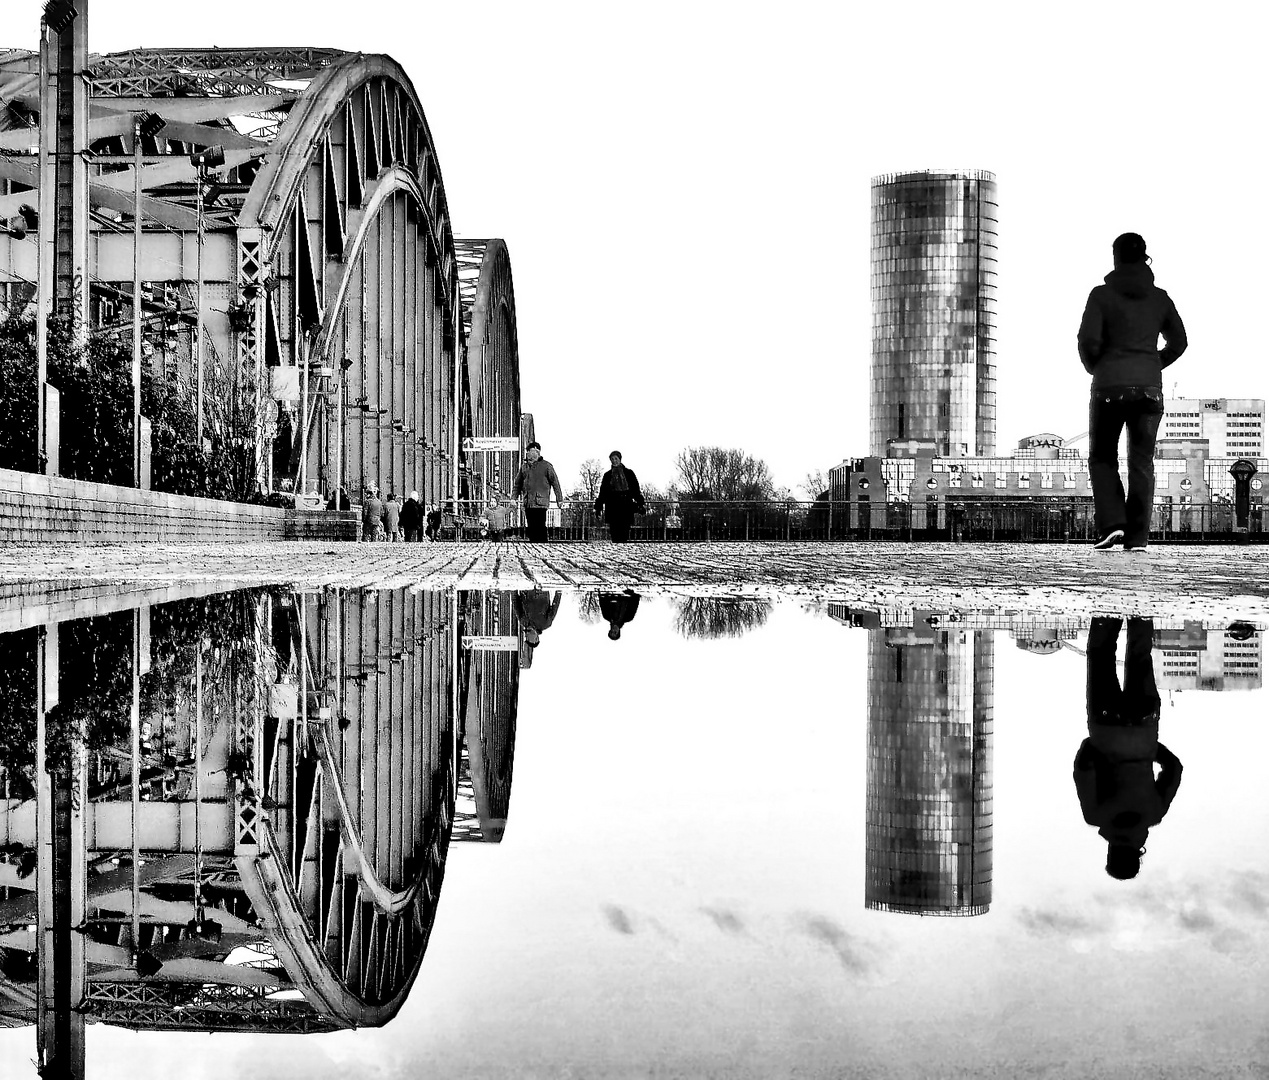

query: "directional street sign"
xmin=461 ymin=436 xmax=520 ymax=452
xmin=462 ymin=635 xmax=521 ymax=651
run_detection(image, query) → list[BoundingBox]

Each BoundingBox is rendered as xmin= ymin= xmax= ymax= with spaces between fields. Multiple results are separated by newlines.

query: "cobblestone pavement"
xmin=0 ymin=540 xmax=1266 ymax=623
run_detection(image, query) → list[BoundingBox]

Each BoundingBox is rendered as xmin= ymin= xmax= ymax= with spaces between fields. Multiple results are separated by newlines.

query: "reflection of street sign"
xmin=462 ymin=635 xmax=520 ymax=650
xmin=463 ymin=436 xmax=520 ymax=452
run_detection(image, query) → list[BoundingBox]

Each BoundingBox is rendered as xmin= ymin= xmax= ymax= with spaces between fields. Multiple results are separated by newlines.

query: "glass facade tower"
xmin=870 ymin=170 xmax=998 ymax=457
xmin=865 ymin=625 xmax=994 ymax=916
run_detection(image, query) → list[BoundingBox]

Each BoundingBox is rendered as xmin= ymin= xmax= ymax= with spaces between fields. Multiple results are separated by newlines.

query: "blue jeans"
xmin=1088 ymin=390 xmax=1163 ymax=546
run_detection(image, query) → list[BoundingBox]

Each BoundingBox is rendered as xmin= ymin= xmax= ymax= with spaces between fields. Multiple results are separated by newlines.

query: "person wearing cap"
xmin=512 ymin=441 xmax=564 ymax=542
xmin=361 ymin=487 xmax=383 ymax=542
xmin=514 ymin=588 xmax=562 ymax=664
xmin=594 ymin=450 xmax=646 ymax=543
xmin=400 ymin=490 xmax=423 ymax=541
xmin=1078 ymin=232 xmax=1188 ymax=552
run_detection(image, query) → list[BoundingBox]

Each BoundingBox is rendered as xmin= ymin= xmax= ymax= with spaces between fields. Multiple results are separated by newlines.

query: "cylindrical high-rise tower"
xmin=865 ymin=625 xmax=994 ymax=916
xmin=870 ymin=170 xmax=998 ymax=457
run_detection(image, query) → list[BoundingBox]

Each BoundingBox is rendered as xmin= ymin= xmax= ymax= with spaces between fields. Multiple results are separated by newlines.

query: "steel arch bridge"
xmin=0 ymin=46 xmax=520 ymax=507
xmin=0 ymin=585 xmax=522 ymax=1047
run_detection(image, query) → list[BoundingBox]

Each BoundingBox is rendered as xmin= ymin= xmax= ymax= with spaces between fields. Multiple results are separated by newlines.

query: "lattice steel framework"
xmin=0 ymin=46 xmax=521 ymax=506
xmin=0 ymin=585 xmax=474 ymax=1037
xmin=456 ymin=239 xmax=521 ymax=506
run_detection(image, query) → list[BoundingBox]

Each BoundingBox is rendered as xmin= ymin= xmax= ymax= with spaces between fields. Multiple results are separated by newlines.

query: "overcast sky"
xmin=8 ymin=0 xmax=1264 ymax=495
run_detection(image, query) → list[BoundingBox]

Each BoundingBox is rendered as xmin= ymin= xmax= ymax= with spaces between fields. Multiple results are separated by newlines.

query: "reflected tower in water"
xmin=863 ymin=613 xmax=993 ymax=916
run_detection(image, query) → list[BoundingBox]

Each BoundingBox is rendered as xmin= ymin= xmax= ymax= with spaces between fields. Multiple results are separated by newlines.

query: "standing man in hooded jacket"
xmin=1078 ymin=232 xmax=1187 ymax=551
xmin=512 ymin=441 xmax=564 ymax=542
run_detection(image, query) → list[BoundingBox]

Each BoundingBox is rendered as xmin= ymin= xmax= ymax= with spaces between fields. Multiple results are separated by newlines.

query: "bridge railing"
xmin=430 ymin=498 xmax=1266 ymax=543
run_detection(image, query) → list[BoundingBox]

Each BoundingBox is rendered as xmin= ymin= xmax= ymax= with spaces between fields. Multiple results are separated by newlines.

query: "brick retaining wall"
xmin=0 ymin=467 xmax=357 ymax=543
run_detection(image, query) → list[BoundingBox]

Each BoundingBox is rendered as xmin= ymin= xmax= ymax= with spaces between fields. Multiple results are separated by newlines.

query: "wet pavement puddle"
xmin=0 ymin=586 xmax=1265 ymax=1078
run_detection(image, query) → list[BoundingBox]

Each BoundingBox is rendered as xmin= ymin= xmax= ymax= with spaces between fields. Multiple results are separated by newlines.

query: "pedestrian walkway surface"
xmin=0 ymin=541 xmax=1265 ymax=623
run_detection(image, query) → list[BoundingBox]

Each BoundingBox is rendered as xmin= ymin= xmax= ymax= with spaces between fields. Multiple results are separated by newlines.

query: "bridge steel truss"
xmin=0 ymin=46 xmax=521 ymax=506
xmin=0 ymin=584 xmax=523 ymax=1041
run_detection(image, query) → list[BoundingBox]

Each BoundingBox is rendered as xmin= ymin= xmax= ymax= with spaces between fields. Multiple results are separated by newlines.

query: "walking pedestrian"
xmin=361 ymin=487 xmax=383 ymax=542
xmin=401 ymin=490 xmax=423 ymax=541
xmin=1078 ymin=232 xmax=1187 ymax=551
xmin=598 ymin=589 xmax=641 ymax=640
xmin=384 ymin=492 xmax=402 ymax=542
xmin=1074 ymin=617 xmax=1182 ymax=880
xmin=425 ymin=503 xmax=443 ymax=541
xmin=512 ymin=441 xmax=564 ymax=543
xmin=594 ymin=450 xmax=646 ymax=543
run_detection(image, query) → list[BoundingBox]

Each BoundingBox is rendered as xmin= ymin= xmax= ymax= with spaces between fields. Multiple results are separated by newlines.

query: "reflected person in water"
xmin=515 ymin=588 xmax=562 ymax=654
xmin=1074 ymin=617 xmax=1183 ymax=880
xmin=599 ymin=590 xmax=641 ymax=640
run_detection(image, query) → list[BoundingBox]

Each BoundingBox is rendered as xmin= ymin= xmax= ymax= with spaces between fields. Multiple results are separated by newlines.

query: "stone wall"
xmin=0 ymin=467 xmax=357 ymax=543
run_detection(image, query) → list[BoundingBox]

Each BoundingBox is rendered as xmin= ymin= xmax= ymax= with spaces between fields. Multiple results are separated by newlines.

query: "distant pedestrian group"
xmin=359 ymin=486 xmax=432 ymax=542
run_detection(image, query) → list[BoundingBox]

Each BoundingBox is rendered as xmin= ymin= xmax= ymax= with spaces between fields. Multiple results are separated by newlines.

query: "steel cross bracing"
xmin=86 ymin=48 xmax=349 ymax=98
xmin=0 ymin=583 xmax=523 ymax=1039
xmin=0 ymin=46 xmax=521 ymax=514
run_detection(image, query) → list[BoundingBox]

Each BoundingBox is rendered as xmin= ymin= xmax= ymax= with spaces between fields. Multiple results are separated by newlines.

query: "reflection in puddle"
xmin=0 ymin=590 xmax=1264 ymax=1077
xmin=0 ymin=587 xmax=521 ymax=1077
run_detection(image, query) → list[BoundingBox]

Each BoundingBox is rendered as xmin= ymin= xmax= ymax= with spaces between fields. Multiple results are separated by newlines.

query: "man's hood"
xmin=1104 ymin=262 xmax=1155 ymax=299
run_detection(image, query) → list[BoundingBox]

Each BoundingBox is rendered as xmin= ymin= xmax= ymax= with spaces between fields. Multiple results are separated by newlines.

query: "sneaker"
xmin=1093 ymin=529 xmax=1125 ymax=550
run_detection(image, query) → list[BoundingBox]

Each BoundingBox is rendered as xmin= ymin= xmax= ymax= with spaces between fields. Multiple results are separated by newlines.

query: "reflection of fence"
xmin=426 ymin=499 xmax=1266 ymax=542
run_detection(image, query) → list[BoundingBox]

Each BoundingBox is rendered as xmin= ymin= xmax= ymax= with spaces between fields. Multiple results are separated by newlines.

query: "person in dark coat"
xmin=425 ymin=504 xmax=443 ymax=541
xmin=598 ymin=589 xmax=641 ymax=640
xmin=1078 ymin=233 xmax=1187 ymax=551
xmin=593 ymin=451 xmax=646 ymax=544
xmin=514 ymin=588 xmax=562 ymax=654
xmin=1073 ymin=617 xmax=1182 ymax=880
xmin=400 ymin=490 xmax=423 ymax=541
xmin=513 ymin=442 xmax=565 ymax=543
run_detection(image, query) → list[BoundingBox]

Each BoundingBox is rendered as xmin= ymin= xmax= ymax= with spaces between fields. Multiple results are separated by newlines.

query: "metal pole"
xmin=130 ymin=609 xmax=141 ymax=956
xmin=193 ymin=650 xmax=203 ymax=922
xmin=195 ymin=169 xmax=205 ymax=445
xmin=298 ymin=333 xmax=309 ymax=497
xmin=132 ymin=118 xmax=143 ymax=487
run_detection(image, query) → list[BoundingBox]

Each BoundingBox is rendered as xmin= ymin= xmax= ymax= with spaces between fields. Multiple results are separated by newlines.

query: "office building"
xmin=864 ymin=621 xmax=993 ymax=916
xmin=1160 ymin=398 xmax=1264 ymax=458
xmin=870 ymin=170 xmax=998 ymax=458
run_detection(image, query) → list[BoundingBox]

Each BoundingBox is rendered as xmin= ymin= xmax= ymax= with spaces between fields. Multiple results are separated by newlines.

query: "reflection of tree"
xmin=0 ymin=626 xmax=38 ymax=797
xmin=577 ymin=591 xmax=603 ymax=624
xmin=673 ymin=596 xmax=772 ymax=640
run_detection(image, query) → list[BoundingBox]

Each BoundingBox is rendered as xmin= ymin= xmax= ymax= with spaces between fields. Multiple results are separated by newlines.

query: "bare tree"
xmin=673 ymin=446 xmax=776 ymax=501
xmin=801 ymin=469 xmax=828 ymax=499
xmin=672 ymin=597 xmax=773 ymax=640
xmin=570 ymin=458 xmax=604 ymax=503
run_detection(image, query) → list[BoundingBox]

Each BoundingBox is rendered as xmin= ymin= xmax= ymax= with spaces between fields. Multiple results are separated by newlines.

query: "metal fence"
xmin=436 ymin=498 xmax=1267 ymax=543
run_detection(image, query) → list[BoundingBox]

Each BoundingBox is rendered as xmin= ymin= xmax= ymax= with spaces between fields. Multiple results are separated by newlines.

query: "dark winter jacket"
xmin=400 ymin=497 xmax=423 ymax=532
xmin=594 ymin=466 xmax=646 ymax=518
xmin=599 ymin=591 xmax=640 ymax=629
xmin=1073 ymin=733 xmax=1183 ymax=849
xmin=514 ymin=589 xmax=561 ymax=632
xmin=1077 ymin=263 xmax=1187 ymax=390
xmin=513 ymin=458 xmax=563 ymax=508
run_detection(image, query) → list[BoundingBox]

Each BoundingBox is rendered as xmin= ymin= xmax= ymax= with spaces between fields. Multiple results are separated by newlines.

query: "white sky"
xmin=8 ymin=0 xmax=1266 ymax=494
